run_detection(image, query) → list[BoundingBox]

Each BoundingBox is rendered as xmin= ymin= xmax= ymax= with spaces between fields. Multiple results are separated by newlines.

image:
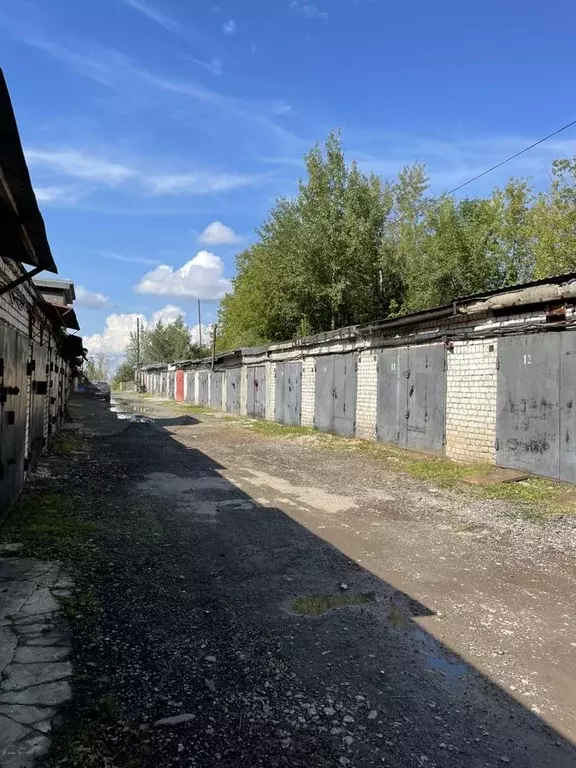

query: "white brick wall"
xmin=265 ymin=361 xmax=276 ymax=421
xmin=301 ymin=358 xmax=315 ymax=427
xmin=445 ymin=339 xmax=498 ymax=462
xmin=355 ymin=351 xmax=378 ymax=440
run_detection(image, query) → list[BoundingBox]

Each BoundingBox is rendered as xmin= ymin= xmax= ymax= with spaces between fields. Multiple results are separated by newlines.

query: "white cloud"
xmin=150 ymin=304 xmax=185 ymax=325
xmin=25 ymin=147 xmax=261 ymax=197
xmin=135 ymin=251 xmax=231 ymax=300
xmin=33 ymin=185 xmax=83 ymax=206
xmin=290 ymin=1 xmax=327 ymax=19
xmin=223 ymin=19 xmax=236 ymax=34
xmin=144 ymin=171 xmax=258 ymax=195
xmin=75 ymin=286 xmax=110 ymax=309
xmin=26 ymin=148 xmax=135 ymax=185
xmin=182 ymin=55 xmax=222 ymax=76
xmin=84 ymin=312 xmax=145 ymax=356
xmin=197 ymin=221 xmax=242 ymax=245
xmin=100 ymin=251 xmax=162 ymax=266
xmin=84 ymin=305 xmax=213 ymax=359
xmin=120 ymin=0 xmax=183 ymax=35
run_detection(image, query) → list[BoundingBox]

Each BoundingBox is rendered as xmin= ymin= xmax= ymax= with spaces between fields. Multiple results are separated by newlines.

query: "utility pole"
xmin=212 ymin=323 xmax=217 ymax=370
xmin=136 ymin=317 xmax=140 ymax=391
xmin=197 ymin=299 xmax=202 ymax=353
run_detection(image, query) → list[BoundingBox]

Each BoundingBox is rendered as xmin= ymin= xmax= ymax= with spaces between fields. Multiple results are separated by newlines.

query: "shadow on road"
xmin=47 ymin=394 xmax=576 ymax=766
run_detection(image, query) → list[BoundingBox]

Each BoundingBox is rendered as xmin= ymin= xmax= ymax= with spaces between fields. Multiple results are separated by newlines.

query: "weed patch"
xmin=290 ymin=593 xmax=374 ymax=616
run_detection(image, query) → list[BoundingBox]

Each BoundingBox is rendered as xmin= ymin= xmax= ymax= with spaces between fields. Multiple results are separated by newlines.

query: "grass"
xmin=388 ymin=603 xmax=406 ymax=628
xmin=290 ymin=592 xmax=375 ymax=616
xmin=1 ymin=491 xmax=98 ymax=560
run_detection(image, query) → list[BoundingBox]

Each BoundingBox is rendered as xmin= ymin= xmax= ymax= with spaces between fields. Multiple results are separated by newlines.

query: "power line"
xmin=446 ymin=117 xmax=576 ymax=195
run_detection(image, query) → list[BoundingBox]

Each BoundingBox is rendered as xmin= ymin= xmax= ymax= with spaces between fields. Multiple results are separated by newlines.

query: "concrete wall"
xmin=265 ymin=361 xmax=276 ymax=421
xmin=300 ymin=359 xmax=316 ymax=428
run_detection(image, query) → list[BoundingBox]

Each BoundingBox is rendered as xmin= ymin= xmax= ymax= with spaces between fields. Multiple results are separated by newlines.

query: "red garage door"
xmin=175 ymin=369 xmax=185 ymax=401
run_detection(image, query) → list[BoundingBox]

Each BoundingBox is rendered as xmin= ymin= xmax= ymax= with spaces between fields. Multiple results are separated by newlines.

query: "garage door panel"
xmin=496 ymin=335 xmax=560 ymax=479
xmin=405 ymin=345 xmax=446 ymax=454
xmin=226 ymin=369 xmax=240 ymax=413
xmin=314 ymin=357 xmax=334 ymax=433
xmin=210 ymin=372 xmax=223 ymax=409
xmin=333 ymin=354 xmax=356 ymax=437
xmin=276 ymin=362 xmax=301 ymax=426
xmin=376 ymin=349 xmax=400 ymax=444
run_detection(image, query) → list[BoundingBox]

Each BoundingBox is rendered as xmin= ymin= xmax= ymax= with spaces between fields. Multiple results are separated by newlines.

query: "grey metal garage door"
xmin=0 ymin=326 xmax=29 ymax=520
xmin=376 ymin=345 xmax=446 ymax=453
xmin=247 ymin=366 xmax=266 ymax=418
xmin=496 ymin=333 xmax=576 ymax=481
xmin=275 ymin=361 xmax=301 ymax=426
xmin=198 ymin=371 xmax=209 ymax=406
xmin=28 ymin=343 xmax=48 ymax=469
xmin=226 ymin=368 xmax=241 ymax=413
xmin=185 ymin=371 xmax=195 ymax=403
xmin=168 ymin=371 xmax=175 ymax=400
xmin=210 ymin=371 xmax=223 ymax=409
xmin=314 ymin=353 xmax=357 ymax=437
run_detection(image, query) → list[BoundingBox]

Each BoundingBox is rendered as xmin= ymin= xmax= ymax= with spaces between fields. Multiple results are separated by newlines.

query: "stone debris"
xmin=154 ymin=713 xmax=196 ymax=726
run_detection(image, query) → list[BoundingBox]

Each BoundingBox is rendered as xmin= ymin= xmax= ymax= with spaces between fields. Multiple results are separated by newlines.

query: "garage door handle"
xmin=405 ymin=410 xmax=410 ymax=420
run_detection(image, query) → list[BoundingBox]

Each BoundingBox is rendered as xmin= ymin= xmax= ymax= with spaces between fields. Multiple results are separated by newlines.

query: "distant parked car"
xmin=93 ymin=381 xmax=111 ymax=401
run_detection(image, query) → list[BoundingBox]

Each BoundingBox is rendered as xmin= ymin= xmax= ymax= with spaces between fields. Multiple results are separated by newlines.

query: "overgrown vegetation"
xmin=218 ymin=130 xmax=576 ymax=350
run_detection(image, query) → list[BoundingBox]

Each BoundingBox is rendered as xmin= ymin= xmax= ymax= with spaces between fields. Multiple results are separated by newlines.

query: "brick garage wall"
xmin=355 ymin=351 xmax=378 ymax=440
xmin=301 ymin=358 xmax=315 ymax=427
xmin=445 ymin=339 xmax=498 ymax=462
xmin=265 ymin=361 xmax=276 ymax=421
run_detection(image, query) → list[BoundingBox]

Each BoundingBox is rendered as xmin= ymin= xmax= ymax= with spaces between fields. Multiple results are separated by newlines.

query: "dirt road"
xmin=6 ymin=392 xmax=576 ymax=767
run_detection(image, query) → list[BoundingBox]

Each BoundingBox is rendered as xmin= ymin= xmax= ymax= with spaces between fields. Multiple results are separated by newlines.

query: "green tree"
xmin=84 ymin=352 xmax=109 ymax=382
xmin=112 ymin=361 xmax=134 ymax=388
xmin=531 ymin=157 xmax=576 ymax=277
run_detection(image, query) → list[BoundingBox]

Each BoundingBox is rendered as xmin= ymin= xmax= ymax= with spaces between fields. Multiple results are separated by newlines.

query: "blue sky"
xmin=2 ymin=0 xmax=576 ymax=356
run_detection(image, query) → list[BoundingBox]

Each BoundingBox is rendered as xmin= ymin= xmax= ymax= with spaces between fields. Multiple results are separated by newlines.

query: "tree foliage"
xmin=122 ymin=316 xmax=211 ymax=366
xmin=84 ymin=352 xmax=109 ymax=382
xmin=218 ymin=129 xmax=576 ymax=350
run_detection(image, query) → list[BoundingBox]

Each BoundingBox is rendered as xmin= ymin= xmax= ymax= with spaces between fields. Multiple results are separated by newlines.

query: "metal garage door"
xmin=314 ymin=353 xmax=357 ymax=437
xmin=376 ymin=349 xmax=401 ymax=444
xmin=28 ymin=343 xmax=48 ymax=469
xmin=496 ymin=333 xmax=576 ymax=481
xmin=185 ymin=371 xmax=195 ymax=403
xmin=376 ymin=345 xmax=446 ymax=453
xmin=247 ymin=366 xmax=266 ymax=418
xmin=198 ymin=371 xmax=209 ymax=406
xmin=210 ymin=371 xmax=223 ymax=409
xmin=226 ymin=369 xmax=241 ymax=413
xmin=275 ymin=361 xmax=301 ymax=426
xmin=0 ymin=327 xmax=29 ymax=519
xmin=168 ymin=371 xmax=175 ymax=400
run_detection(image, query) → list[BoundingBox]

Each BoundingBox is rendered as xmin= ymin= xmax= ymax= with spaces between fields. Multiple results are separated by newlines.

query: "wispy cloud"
xmin=75 ymin=286 xmax=110 ymax=309
xmin=100 ymin=251 xmax=163 ymax=266
xmin=27 ymin=148 xmax=135 ymax=185
xmin=33 ymin=185 xmax=83 ymax=205
xmin=290 ymin=1 xmax=328 ymax=20
xmin=181 ymin=55 xmax=223 ymax=76
xmin=120 ymin=0 xmax=183 ymax=36
xmin=25 ymin=147 xmax=263 ymax=197
xmin=223 ymin=19 xmax=236 ymax=35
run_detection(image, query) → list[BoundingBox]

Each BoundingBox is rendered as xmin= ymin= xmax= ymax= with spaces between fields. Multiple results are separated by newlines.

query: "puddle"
xmin=416 ymin=629 xmax=469 ymax=686
xmin=109 ymin=399 xmax=149 ymax=422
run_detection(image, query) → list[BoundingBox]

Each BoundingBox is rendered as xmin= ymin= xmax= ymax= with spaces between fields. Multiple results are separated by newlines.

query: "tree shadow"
xmin=58 ymin=394 xmax=576 ymax=767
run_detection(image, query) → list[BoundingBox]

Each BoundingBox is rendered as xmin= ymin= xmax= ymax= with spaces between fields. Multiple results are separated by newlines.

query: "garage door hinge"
xmin=496 ymin=358 xmax=500 ymax=370
xmin=495 ymin=437 xmax=499 ymax=451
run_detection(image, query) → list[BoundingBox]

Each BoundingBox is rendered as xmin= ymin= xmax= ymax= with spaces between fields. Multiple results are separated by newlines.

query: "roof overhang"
xmin=40 ymin=302 xmax=80 ymax=331
xmin=33 ymin=277 xmax=75 ymax=304
xmin=0 ymin=69 xmax=57 ymax=274
xmin=61 ymin=334 xmax=85 ymax=359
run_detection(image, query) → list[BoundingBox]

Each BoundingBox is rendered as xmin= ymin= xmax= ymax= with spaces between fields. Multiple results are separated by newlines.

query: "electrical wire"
xmin=446 ymin=117 xmax=576 ymax=195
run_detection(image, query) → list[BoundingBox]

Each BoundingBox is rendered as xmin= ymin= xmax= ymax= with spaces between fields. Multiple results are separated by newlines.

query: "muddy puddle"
xmin=109 ymin=398 xmax=150 ymax=422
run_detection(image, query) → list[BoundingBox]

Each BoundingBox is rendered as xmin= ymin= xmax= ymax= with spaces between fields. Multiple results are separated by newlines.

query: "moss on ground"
xmin=290 ymin=593 xmax=374 ymax=616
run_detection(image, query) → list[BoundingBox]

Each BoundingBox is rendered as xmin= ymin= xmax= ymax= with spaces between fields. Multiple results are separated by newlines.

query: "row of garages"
xmin=0 ymin=69 xmax=84 ymax=520
xmin=140 ymin=300 xmax=576 ymax=484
